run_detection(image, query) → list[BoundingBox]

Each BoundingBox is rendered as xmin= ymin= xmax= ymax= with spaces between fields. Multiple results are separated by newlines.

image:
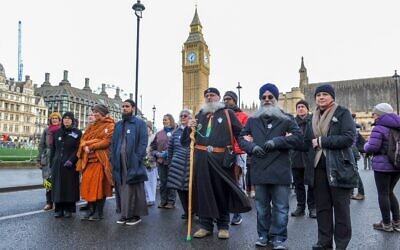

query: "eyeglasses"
xmin=223 ymin=97 xmax=232 ymax=102
xmin=261 ymin=95 xmax=274 ymax=100
xmin=180 ymin=114 xmax=188 ymax=118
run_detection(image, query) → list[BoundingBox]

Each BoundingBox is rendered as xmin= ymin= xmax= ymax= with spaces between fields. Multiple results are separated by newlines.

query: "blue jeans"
xmin=255 ymin=184 xmax=290 ymax=242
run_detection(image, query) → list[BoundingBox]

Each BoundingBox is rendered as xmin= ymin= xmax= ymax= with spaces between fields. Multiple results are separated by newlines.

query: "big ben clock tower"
xmin=182 ymin=8 xmax=210 ymax=114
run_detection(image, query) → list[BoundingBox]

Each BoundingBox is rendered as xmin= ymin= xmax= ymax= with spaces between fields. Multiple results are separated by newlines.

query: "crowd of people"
xmin=36 ymin=83 xmax=400 ymax=250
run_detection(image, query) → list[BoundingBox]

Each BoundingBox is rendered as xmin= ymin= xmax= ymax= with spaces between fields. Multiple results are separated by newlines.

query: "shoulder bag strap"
xmin=224 ymin=109 xmax=234 ymax=147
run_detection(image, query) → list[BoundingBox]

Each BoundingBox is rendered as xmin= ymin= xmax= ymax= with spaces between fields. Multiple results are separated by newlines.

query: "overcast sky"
xmin=1 ymin=0 xmax=399 ymax=128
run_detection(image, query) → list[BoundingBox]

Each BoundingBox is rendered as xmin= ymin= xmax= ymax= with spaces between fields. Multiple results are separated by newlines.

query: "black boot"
xmin=291 ymin=206 xmax=305 ymax=217
xmin=81 ymin=202 xmax=95 ymax=220
xmin=312 ymin=243 xmax=333 ymax=250
xmin=309 ymin=208 xmax=317 ymax=218
xmin=89 ymin=199 xmax=105 ymax=221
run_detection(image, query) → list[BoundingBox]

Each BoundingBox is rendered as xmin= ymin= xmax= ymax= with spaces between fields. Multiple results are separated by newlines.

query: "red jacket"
xmin=233 ymin=110 xmax=248 ymax=154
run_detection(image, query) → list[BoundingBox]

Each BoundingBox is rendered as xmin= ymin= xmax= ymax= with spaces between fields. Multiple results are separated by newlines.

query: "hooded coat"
xmin=364 ymin=113 xmax=400 ymax=172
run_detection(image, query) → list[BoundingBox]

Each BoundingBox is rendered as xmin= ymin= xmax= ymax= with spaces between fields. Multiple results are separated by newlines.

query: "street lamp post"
xmin=236 ymin=82 xmax=242 ymax=108
xmin=152 ymin=105 xmax=156 ymax=132
xmin=132 ymin=0 xmax=145 ymax=115
xmin=140 ymin=94 xmax=143 ymax=114
xmin=393 ymin=70 xmax=399 ymax=115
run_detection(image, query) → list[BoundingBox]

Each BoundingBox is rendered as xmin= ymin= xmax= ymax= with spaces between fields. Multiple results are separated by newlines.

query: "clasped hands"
xmin=252 ymin=140 xmax=275 ymax=157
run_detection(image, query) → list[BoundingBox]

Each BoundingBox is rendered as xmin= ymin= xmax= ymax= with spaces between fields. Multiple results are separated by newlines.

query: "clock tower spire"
xmin=182 ymin=7 xmax=210 ymax=114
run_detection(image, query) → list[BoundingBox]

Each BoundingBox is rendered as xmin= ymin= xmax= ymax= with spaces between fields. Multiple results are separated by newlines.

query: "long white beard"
xmin=251 ymin=101 xmax=288 ymax=120
xmin=200 ymin=101 xmax=225 ymax=114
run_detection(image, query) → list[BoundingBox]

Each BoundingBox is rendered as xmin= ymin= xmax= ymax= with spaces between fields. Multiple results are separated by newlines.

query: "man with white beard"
xmin=239 ymin=83 xmax=302 ymax=250
xmin=181 ymin=87 xmax=252 ymax=240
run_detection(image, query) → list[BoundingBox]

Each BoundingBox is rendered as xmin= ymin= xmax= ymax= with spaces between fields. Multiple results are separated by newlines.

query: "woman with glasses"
xmin=166 ymin=109 xmax=192 ymax=219
xmin=50 ymin=112 xmax=82 ymax=218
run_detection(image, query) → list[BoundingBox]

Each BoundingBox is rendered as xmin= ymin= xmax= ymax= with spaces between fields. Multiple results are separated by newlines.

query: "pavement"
xmin=0 ymin=168 xmax=42 ymax=192
xmin=0 ymin=163 xmax=399 ymax=249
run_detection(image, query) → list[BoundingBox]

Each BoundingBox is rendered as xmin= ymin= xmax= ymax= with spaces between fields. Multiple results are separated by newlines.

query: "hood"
xmin=375 ymin=113 xmax=400 ymax=129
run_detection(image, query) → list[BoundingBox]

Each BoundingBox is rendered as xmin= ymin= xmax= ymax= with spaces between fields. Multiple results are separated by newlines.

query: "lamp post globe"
xmin=132 ymin=0 xmax=145 ymax=115
xmin=393 ymin=70 xmax=399 ymax=115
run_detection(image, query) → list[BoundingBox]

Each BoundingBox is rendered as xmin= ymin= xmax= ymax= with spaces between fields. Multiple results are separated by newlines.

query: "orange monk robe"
xmin=76 ymin=116 xmax=115 ymax=201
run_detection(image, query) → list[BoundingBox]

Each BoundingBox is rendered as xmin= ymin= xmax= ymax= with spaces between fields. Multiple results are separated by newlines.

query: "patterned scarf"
xmin=312 ymin=102 xmax=338 ymax=167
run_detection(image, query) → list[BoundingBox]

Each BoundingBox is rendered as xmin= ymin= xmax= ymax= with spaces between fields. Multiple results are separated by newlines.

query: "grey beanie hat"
xmin=92 ymin=104 xmax=109 ymax=116
xmin=372 ymin=103 xmax=393 ymax=116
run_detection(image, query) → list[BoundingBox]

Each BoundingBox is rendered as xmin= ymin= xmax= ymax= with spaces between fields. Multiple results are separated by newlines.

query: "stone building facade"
xmin=35 ymin=70 xmax=128 ymax=130
xmin=281 ymin=57 xmax=396 ymax=134
xmin=0 ymin=63 xmax=48 ymax=143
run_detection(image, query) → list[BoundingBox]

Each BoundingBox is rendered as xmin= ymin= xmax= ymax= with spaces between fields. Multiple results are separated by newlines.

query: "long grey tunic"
xmin=115 ymin=126 xmax=148 ymax=218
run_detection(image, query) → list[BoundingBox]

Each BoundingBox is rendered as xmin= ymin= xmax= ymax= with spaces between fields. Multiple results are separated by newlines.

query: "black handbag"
xmin=222 ymin=109 xmax=236 ymax=169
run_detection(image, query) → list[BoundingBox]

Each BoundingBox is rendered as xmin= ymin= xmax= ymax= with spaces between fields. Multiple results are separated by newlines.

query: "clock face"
xmin=187 ymin=52 xmax=197 ymax=64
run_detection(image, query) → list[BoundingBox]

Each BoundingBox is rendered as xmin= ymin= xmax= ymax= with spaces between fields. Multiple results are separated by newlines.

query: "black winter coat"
xmin=167 ymin=126 xmax=190 ymax=190
xmin=50 ymin=126 xmax=82 ymax=203
xmin=290 ymin=115 xmax=311 ymax=169
xmin=239 ymin=113 xmax=303 ymax=185
xmin=303 ymin=105 xmax=358 ymax=188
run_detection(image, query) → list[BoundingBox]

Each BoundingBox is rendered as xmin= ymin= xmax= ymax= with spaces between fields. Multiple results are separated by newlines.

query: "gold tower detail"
xmin=182 ymin=8 xmax=210 ymax=114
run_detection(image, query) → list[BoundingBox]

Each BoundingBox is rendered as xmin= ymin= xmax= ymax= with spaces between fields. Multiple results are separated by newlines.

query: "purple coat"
xmin=364 ymin=113 xmax=400 ymax=172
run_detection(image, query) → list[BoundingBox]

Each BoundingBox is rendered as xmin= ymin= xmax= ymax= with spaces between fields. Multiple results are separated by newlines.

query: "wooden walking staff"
xmin=186 ymin=127 xmax=196 ymax=241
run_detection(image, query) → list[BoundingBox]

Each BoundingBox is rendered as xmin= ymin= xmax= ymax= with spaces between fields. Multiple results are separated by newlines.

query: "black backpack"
xmin=387 ymin=128 xmax=400 ymax=170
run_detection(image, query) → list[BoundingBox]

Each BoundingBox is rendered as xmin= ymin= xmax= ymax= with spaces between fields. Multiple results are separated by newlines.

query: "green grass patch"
xmin=0 ymin=148 xmax=38 ymax=161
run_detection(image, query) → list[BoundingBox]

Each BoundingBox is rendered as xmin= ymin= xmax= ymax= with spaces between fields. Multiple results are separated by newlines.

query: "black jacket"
xmin=239 ymin=113 xmax=303 ymax=185
xmin=303 ymin=105 xmax=358 ymax=188
xmin=290 ymin=114 xmax=311 ymax=169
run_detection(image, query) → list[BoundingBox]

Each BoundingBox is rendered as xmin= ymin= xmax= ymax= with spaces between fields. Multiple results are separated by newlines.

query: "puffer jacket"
xmin=167 ymin=126 xmax=190 ymax=190
xmin=364 ymin=113 xmax=400 ymax=172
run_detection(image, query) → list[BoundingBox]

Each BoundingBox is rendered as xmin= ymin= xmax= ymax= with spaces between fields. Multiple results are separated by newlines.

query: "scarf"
xmin=312 ymin=102 xmax=338 ymax=167
xmin=48 ymin=124 xmax=60 ymax=145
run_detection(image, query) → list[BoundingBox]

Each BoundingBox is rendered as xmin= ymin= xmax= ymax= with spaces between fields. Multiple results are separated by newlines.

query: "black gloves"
xmin=252 ymin=145 xmax=266 ymax=157
xmin=263 ymin=140 xmax=275 ymax=152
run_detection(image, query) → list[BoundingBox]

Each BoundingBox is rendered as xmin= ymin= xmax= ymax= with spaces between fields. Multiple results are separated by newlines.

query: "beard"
xmin=251 ymin=100 xmax=288 ymax=120
xmin=122 ymin=111 xmax=133 ymax=121
xmin=200 ymin=101 xmax=225 ymax=114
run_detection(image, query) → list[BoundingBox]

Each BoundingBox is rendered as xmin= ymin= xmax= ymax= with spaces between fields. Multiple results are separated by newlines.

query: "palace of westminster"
xmin=0 ymin=8 xmax=397 ymax=143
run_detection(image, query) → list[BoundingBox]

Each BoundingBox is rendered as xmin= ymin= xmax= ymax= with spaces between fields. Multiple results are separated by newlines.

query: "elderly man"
xmin=182 ymin=87 xmax=251 ymax=240
xmin=239 ymin=83 xmax=302 ymax=250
